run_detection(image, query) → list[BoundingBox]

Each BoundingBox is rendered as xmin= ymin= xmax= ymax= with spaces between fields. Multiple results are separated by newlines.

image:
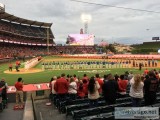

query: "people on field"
xmin=144 ymin=68 xmax=149 ymax=75
xmin=129 ymin=74 xmax=144 ymax=107
xmin=8 ymin=62 xmax=13 ymax=71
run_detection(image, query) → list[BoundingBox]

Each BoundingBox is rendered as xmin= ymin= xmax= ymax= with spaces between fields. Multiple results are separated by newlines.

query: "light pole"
xmin=81 ymin=14 xmax=92 ymax=34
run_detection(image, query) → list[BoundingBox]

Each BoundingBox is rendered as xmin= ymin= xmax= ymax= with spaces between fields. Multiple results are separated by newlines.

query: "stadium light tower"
xmin=81 ymin=14 xmax=92 ymax=34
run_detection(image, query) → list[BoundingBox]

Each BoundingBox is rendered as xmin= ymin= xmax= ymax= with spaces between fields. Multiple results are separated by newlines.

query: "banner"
xmin=7 ymin=83 xmax=50 ymax=93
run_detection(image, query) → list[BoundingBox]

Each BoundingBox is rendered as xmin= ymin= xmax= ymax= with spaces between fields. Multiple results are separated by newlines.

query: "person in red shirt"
xmin=144 ymin=68 xmax=149 ymax=75
xmin=54 ymin=73 xmax=68 ymax=101
xmin=82 ymin=79 xmax=88 ymax=96
xmin=118 ymin=74 xmax=128 ymax=98
xmin=82 ymin=74 xmax=89 ymax=81
xmin=95 ymin=74 xmax=104 ymax=95
xmin=15 ymin=77 xmax=24 ymax=107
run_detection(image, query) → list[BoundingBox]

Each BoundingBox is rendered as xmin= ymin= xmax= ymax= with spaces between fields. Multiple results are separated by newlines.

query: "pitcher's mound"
xmin=4 ymin=68 xmax=43 ymax=74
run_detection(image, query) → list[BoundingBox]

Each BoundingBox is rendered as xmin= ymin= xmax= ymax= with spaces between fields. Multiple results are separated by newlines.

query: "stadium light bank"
xmin=81 ymin=13 xmax=92 ymax=34
xmin=0 ymin=3 xmax=5 ymax=12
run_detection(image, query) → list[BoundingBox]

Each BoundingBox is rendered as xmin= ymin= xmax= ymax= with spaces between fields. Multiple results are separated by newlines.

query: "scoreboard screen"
xmin=67 ymin=34 xmax=94 ymax=46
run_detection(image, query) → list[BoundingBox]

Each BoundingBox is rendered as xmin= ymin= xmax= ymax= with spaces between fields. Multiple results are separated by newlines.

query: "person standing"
xmin=0 ymin=78 xmax=8 ymax=107
xmin=95 ymin=74 xmax=104 ymax=95
xmin=54 ymin=73 xmax=68 ymax=101
xmin=51 ymin=76 xmax=57 ymax=98
xmin=102 ymin=74 xmax=118 ymax=105
xmin=15 ymin=78 xmax=24 ymax=108
xmin=129 ymin=74 xmax=144 ymax=107
xmin=144 ymin=71 xmax=159 ymax=106
xmin=118 ymin=75 xmax=128 ymax=98
xmin=68 ymin=77 xmax=77 ymax=100
xmin=88 ymin=77 xmax=100 ymax=107
xmin=0 ymin=86 xmax=5 ymax=104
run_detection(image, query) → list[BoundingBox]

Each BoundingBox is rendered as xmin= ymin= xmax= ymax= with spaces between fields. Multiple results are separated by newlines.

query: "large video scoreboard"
xmin=66 ymin=34 xmax=94 ymax=46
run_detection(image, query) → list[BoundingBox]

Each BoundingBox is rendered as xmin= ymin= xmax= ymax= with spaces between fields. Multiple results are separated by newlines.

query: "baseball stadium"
xmin=0 ymin=1 xmax=160 ymax=120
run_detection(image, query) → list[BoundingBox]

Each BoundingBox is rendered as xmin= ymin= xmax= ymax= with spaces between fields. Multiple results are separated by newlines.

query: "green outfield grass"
xmin=0 ymin=56 xmax=159 ymax=86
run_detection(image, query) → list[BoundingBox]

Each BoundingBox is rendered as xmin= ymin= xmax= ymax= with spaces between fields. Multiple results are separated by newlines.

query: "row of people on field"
xmin=42 ymin=61 xmax=131 ymax=70
xmin=49 ymin=70 xmax=160 ymax=107
xmin=133 ymin=59 xmax=158 ymax=68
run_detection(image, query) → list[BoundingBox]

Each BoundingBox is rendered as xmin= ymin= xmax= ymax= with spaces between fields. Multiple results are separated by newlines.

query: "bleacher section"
xmin=50 ymin=90 xmax=160 ymax=120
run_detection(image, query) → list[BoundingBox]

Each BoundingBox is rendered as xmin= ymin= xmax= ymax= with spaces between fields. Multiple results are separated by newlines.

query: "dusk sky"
xmin=1 ymin=0 xmax=160 ymax=45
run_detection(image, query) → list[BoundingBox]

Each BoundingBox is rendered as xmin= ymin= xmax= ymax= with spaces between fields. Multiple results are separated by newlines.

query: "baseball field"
xmin=0 ymin=55 xmax=159 ymax=85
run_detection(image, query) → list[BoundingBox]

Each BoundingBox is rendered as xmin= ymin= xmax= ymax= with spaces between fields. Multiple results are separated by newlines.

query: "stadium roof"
xmin=0 ymin=11 xmax=52 ymax=27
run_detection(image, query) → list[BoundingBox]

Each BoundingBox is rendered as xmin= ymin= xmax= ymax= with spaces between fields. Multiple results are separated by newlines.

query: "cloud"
xmin=1 ymin=0 xmax=160 ymax=45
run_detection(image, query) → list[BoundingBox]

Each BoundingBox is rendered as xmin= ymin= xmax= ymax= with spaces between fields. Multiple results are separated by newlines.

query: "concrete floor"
xmin=34 ymin=99 xmax=69 ymax=120
xmin=0 ymin=103 xmax=24 ymax=120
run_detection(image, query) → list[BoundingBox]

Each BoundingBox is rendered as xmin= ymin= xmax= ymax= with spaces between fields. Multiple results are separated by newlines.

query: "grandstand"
xmin=1 ymin=3 xmax=160 ymax=120
xmin=0 ymin=10 xmax=55 ymax=59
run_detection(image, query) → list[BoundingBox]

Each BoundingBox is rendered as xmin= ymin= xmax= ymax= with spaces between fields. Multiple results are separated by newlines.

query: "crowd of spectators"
xmin=0 ymin=34 xmax=54 ymax=44
xmin=50 ymin=69 xmax=160 ymax=108
xmin=0 ymin=42 xmax=97 ymax=59
xmin=55 ymin=46 xmax=97 ymax=54
xmin=0 ymin=19 xmax=97 ymax=59
xmin=0 ymin=43 xmax=51 ymax=58
xmin=0 ymin=20 xmax=53 ymax=39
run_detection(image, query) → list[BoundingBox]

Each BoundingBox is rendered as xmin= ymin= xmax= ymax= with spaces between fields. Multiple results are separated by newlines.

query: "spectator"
xmin=51 ymin=76 xmax=57 ymax=98
xmin=88 ymin=77 xmax=100 ymax=107
xmin=102 ymin=74 xmax=118 ymax=105
xmin=144 ymin=71 xmax=159 ymax=106
xmin=128 ymin=71 xmax=134 ymax=81
xmin=95 ymin=73 xmax=103 ymax=95
xmin=15 ymin=77 xmax=24 ymax=108
xmin=68 ymin=77 xmax=77 ymax=100
xmin=118 ymin=75 xmax=128 ymax=98
xmin=129 ymin=74 xmax=144 ymax=107
xmin=0 ymin=78 xmax=8 ymax=106
xmin=114 ymin=74 xmax=119 ymax=82
xmin=0 ymin=86 xmax=5 ymax=103
xmin=82 ymin=79 xmax=88 ymax=96
xmin=83 ymin=74 xmax=89 ymax=81
xmin=54 ymin=73 xmax=68 ymax=101
xmin=77 ymin=80 xmax=85 ymax=99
